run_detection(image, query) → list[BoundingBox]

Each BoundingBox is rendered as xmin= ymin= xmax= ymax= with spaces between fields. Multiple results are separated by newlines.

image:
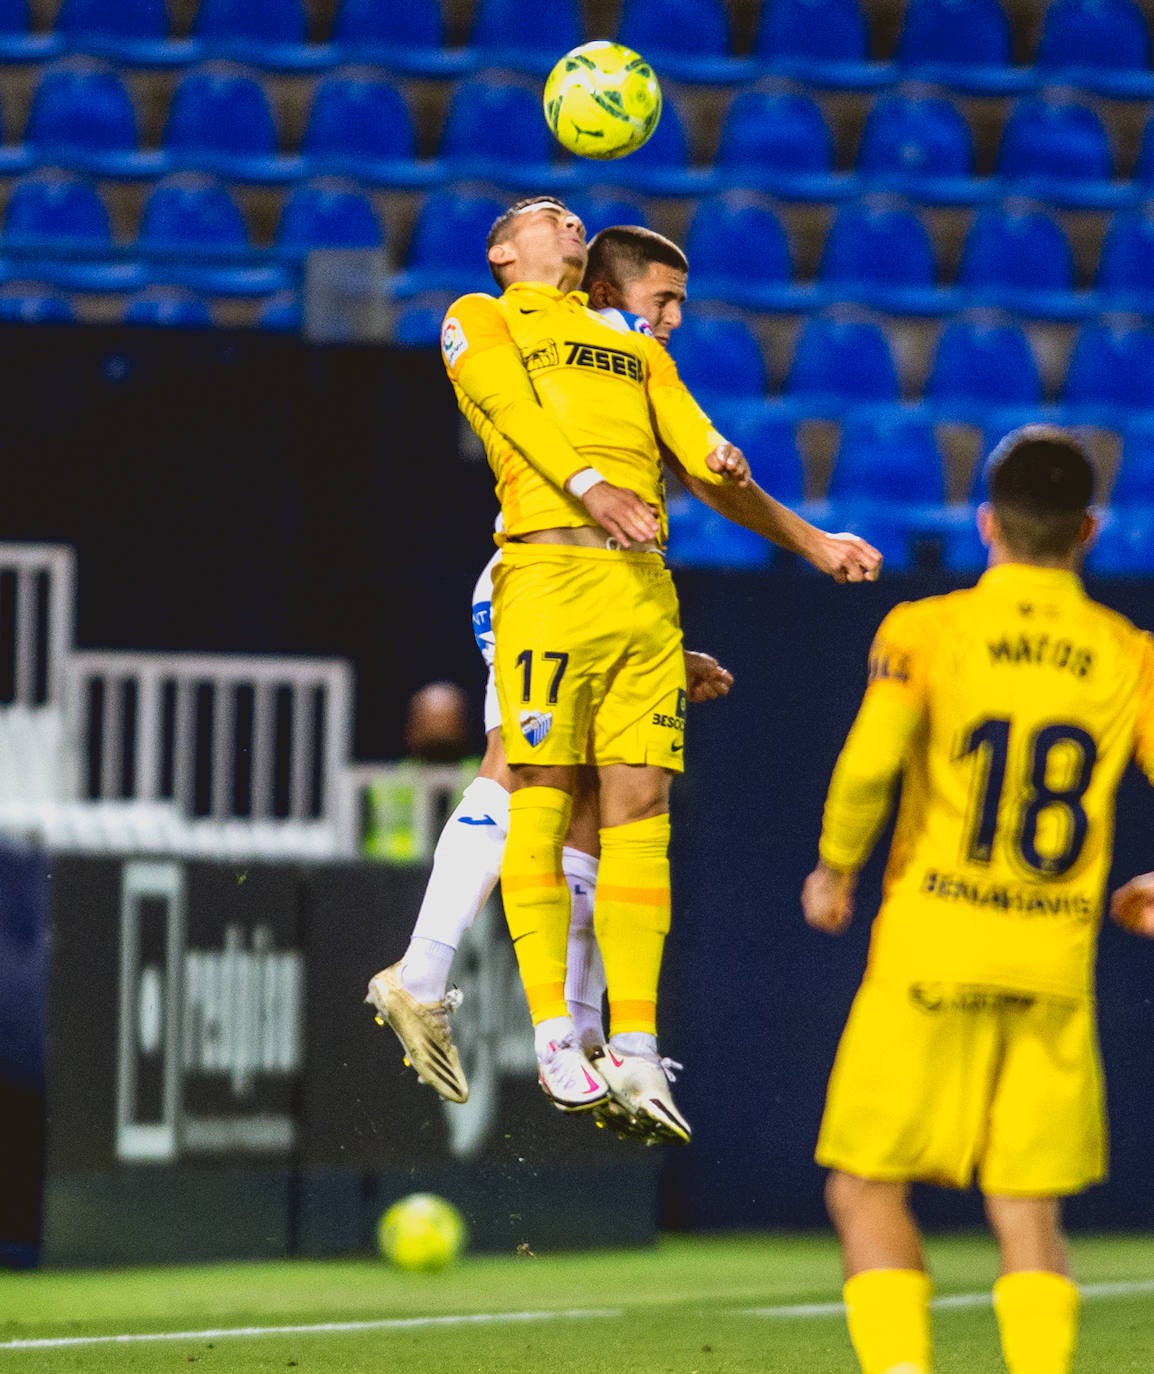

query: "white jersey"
xmin=469 ymin=309 xmax=654 ymax=734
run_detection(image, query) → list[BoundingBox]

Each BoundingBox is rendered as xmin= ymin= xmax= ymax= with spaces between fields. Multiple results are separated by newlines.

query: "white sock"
xmin=562 ymin=847 xmax=604 ymax=1051
xmin=534 ymin=1015 xmax=577 ymax=1060
xmin=610 ymin=1031 xmax=659 ymax=1058
xmin=401 ymin=776 xmax=509 ymax=1000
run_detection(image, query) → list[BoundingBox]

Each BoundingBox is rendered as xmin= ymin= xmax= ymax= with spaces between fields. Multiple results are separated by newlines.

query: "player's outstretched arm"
xmin=669 ymin=454 xmax=882 ymax=584
xmin=802 ymin=861 xmax=857 ymax=934
xmin=1110 ymin=872 xmax=1154 ymax=937
xmin=684 ymin=649 xmax=733 ymax=703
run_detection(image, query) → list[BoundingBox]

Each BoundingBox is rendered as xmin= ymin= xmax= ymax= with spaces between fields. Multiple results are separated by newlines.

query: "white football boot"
xmin=589 ymin=1044 xmax=692 ymax=1144
xmin=537 ymin=1034 xmax=611 ymax=1112
xmin=365 ymin=962 xmax=468 ymax=1104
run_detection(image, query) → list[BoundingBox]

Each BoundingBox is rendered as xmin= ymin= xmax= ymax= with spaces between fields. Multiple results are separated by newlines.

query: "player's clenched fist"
xmin=815 ymin=532 xmax=884 ymax=584
xmin=706 ymin=442 xmax=750 ymax=486
xmin=1110 ymin=872 xmax=1154 ymax=937
xmin=684 ymin=650 xmax=733 ymax=703
xmin=802 ymin=862 xmax=856 ymax=935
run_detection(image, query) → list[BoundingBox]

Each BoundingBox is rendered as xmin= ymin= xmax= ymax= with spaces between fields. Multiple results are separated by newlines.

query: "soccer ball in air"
xmin=377 ymin=1193 xmax=467 ymax=1272
xmin=543 ymin=40 xmax=662 ymax=160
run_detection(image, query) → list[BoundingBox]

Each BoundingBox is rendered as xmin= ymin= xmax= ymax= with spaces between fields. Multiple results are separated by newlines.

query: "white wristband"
xmin=567 ymin=468 xmax=606 ymax=499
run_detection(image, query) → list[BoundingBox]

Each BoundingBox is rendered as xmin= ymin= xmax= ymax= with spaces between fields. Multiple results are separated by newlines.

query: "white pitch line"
xmin=6 ymin=1277 xmax=1154 ymax=1354
xmin=739 ymin=1276 xmax=1154 ymax=1319
xmin=0 ymin=1307 xmax=623 ymax=1353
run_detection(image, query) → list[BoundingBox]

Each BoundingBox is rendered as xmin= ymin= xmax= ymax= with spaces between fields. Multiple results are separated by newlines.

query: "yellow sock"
xmin=993 ymin=1271 xmax=1079 ymax=1374
xmin=843 ymin=1268 xmax=933 ymax=1374
xmin=595 ymin=813 xmax=671 ymax=1036
xmin=501 ymin=787 xmax=572 ymax=1025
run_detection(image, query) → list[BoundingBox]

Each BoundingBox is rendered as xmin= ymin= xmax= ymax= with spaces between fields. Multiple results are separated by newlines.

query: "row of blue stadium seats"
xmin=0 ymin=280 xmax=299 ymax=324
xmin=8 ymin=0 xmax=1154 ymax=99
xmin=17 ymin=174 xmax=1154 ymax=319
xmin=5 ymin=66 xmax=1152 ymax=212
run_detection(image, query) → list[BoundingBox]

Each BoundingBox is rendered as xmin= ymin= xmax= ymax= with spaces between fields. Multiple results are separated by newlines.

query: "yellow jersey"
xmin=819 ymin=562 xmax=1154 ymax=999
xmin=440 ymin=282 xmax=726 ymax=540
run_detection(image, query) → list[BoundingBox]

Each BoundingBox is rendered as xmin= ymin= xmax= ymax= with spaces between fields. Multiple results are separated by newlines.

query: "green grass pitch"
xmin=1 ymin=1232 xmax=1152 ymax=1372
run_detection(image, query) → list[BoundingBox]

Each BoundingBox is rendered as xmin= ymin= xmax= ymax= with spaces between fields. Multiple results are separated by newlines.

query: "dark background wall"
xmin=3 ymin=325 xmax=1152 ymax=1235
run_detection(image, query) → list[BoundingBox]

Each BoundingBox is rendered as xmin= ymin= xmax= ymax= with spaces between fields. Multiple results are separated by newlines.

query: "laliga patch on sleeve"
xmin=441 ymin=316 xmax=468 ymax=368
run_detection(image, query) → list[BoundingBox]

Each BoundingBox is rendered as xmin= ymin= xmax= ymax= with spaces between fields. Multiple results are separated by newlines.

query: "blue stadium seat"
xmin=715 ymin=91 xmax=846 ymax=201
xmin=330 ymin=0 xmax=464 ymax=76
xmin=996 ymin=99 xmax=1121 ymax=209
xmin=438 ymin=78 xmax=555 ymax=182
xmin=138 ymin=174 xmax=289 ymax=295
xmin=617 ymin=0 xmax=742 ymax=81
xmin=256 ymin=289 xmax=302 ymax=329
xmin=26 ymin=60 xmax=163 ymax=176
xmin=4 ymin=169 xmax=109 ymax=246
xmin=1094 ymin=206 xmax=1154 ymax=312
xmin=958 ymin=206 xmax=1081 ymax=319
xmin=567 ymin=192 xmax=650 ymax=238
xmin=1111 ymin=415 xmax=1154 ymax=506
xmin=471 ymin=0 xmax=581 ymax=74
xmin=301 ymin=73 xmax=428 ymax=187
xmin=926 ymin=316 xmax=1043 ymax=417
xmin=707 ymin=399 xmax=806 ymax=506
xmin=123 ymin=287 xmax=213 ymax=325
xmin=1063 ymin=321 xmax=1154 ymax=416
xmin=275 ymin=179 xmax=384 ymax=258
xmin=828 ymin=411 xmax=946 ymax=504
xmin=192 ymin=0 xmax=321 ymax=71
xmin=757 ymin=0 xmax=885 ymax=89
xmin=0 ymin=0 xmax=60 ymax=62
xmin=164 ymin=68 xmax=287 ymax=182
xmin=1036 ymin=0 xmax=1154 ymax=98
xmin=685 ymin=195 xmax=806 ymax=311
xmin=56 ymin=0 xmax=186 ymax=66
xmin=393 ymin=302 xmax=444 ymax=346
xmin=1085 ymin=504 xmax=1154 ymax=573
xmin=397 ymin=189 xmax=504 ymax=296
xmin=856 ymin=94 xmax=983 ymax=204
xmin=668 ymin=311 xmax=768 ymax=399
xmin=819 ymin=199 xmax=941 ymax=313
xmin=2 ymin=170 xmax=144 ymax=290
xmin=589 ymin=93 xmax=697 ymax=195
xmin=785 ymin=313 xmax=900 ymax=408
xmin=666 ymin=497 xmax=772 ymax=568
xmin=0 ymin=285 xmax=73 ymax=320
xmin=897 ymin=0 xmax=1017 ymax=92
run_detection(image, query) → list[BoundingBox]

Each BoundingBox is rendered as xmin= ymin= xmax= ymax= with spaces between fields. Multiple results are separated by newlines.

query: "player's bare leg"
xmin=565 ymin=768 xmax=605 ymax=1052
xmin=824 ymin=1171 xmax=932 ymax=1374
xmin=504 ymin=760 xmax=610 ymax=1112
xmin=985 ymin=1195 xmax=1079 ymax=1374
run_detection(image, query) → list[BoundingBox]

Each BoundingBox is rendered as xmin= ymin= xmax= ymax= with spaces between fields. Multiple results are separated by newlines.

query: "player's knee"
xmin=824 ymin=1170 xmax=861 ymax=1228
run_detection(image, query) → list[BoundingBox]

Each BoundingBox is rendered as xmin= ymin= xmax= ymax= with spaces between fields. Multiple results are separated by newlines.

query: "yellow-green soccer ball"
xmin=377 ymin=1193 xmax=467 ymax=1272
xmin=543 ymin=40 xmax=662 ymax=160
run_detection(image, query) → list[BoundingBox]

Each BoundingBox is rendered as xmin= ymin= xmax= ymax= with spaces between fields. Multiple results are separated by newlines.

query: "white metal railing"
xmin=0 ymin=542 xmax=74 ymax=708
xmin=66 ymin=651 xmax=356 ymax=852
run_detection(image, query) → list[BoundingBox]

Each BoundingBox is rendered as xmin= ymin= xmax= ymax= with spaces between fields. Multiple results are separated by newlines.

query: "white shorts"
xmin=471 ymin=550 xmax=501 ymax=734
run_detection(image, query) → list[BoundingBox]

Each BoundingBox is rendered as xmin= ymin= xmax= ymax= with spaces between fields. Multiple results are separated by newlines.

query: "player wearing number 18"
xmin=802 ymin=426 xmax=1154 ymax=1374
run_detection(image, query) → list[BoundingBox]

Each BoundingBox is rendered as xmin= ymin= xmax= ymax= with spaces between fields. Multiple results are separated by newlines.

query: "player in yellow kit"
xmin=802 ymin=426 xmax=1154 ymax=1374
xmin=443 ymin=196 xmax=880 ymax=1141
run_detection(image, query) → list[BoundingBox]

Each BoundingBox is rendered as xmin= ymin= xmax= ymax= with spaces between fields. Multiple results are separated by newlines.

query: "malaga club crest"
xmin=519 ymin=710 xmax=553 ymax=747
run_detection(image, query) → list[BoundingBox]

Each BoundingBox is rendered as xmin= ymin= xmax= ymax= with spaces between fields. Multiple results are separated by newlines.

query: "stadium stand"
xmin=2 ymin=0 xmax=1154 ymax=567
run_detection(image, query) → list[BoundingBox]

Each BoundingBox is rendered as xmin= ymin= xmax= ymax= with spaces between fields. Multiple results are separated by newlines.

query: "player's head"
xmin=486 ymin=196 xmax=587 ymax=291
xmin=980 ymin=425 xmax=1097 ymax=566
xmin=404 ymin=681 xmax=472 ymax=763
xmin=583 ymin=226 xmax=689 ymax=344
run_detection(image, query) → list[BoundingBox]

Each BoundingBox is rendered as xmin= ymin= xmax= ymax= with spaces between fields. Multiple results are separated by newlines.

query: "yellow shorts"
xmin=815 ymin=978 xmax=1106 ymax=1196
xmin=492 ymin=543 xmax=686 ymax=770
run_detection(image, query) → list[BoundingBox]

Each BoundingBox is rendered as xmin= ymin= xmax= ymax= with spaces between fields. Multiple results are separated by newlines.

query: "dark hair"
xmin=985 ymin=425 xmax=1095 ymax=558
xmin=584 ymin=225 xmax=689 ymax=290
xmin=485 ymin=196 xmax=573 ymax=286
